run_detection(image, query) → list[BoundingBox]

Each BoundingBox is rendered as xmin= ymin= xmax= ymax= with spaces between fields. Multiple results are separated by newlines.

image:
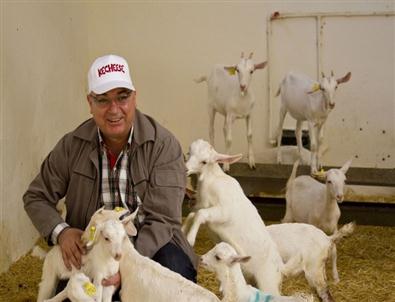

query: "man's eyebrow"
xmin=117 ymin=89 xmax=131 ymax=94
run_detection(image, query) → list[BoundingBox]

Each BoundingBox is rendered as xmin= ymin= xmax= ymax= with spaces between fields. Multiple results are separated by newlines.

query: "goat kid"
xmin=119 ymin=214 xmax=220 ymax=302
xmin=200 ymin=242 xmax=314 ymax=302
xmin=273 ymin=71 xmax=351 ymax=173
xmin=183 ymin=139 xmax=285 ymax=295
xmin=267 ymin=222 xmax=355 ymax=302
xmin=43 ymin=272 xmax=98 ymax=302
xmin=282 ymin=159 xmax=352 ymax=235
xmin=37 ymin=208 xmax=135 ymax=302
xmin=195 ymin=52 xmax=267 ymax=171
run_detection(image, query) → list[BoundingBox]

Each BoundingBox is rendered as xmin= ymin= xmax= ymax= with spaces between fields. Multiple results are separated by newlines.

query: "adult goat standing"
xmin=272 ymin=71 xmax=351 ymax=173
xmin=195 ymin=52 xmax=267 ymax=171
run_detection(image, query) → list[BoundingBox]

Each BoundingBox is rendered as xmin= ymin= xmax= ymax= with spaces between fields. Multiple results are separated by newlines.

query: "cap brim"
xmin=91 ymin=80 xmax=135 ymax=94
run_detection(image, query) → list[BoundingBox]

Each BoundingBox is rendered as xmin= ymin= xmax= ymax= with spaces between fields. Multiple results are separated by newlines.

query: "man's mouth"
xmin=108 ymin=117 xmax=122 ymax=124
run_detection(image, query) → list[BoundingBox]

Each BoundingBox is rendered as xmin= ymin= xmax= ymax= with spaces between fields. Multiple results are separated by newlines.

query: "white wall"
xmin=1 ymin=1 xmax=91 ymax=273
xmin=1 ymin=0 xmax=393 ymax=272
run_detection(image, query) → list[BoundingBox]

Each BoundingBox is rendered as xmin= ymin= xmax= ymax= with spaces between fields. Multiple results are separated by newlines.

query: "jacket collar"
xmin=73 ymin=109 xmax=155 ymax=147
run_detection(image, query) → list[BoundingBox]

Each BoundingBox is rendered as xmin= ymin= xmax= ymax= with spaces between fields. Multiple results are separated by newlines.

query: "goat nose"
xmin=240 ymin=84 xmax=246 ymax=91
xmin=336 ymin=194 xmax=343 ymax=201
xmin=114 ymin=253 xmax=122 ymax=261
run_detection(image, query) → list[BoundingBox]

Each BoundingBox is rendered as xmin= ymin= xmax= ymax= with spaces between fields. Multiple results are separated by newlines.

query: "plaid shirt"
xmin=98 ymin=128 xmax=136 ymax=211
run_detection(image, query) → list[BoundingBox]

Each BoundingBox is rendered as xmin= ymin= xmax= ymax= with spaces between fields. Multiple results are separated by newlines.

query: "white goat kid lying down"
xmin=201 ymin=242 xmax=314 ymax=302
xmin=195 ymin=52 xmax=267 ymax=171
xmin=37 ymin=208 xmax=134 ymax=302
xmin=182 ymin=139 xmax=285 ymax=295
xmin=44 ymin=272 xmax=98 ymax=302
xmin=119 ymin=212 xmax=220 ymax=302
xmin=282 ymin=159 xmax=352 ymax=235
xmin=273 ymin=71 xmax=351 ymax=173
xmin=267 ymin=222 xmax=355 ymax=302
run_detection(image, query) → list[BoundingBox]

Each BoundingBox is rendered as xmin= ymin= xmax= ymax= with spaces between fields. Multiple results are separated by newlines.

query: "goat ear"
xmin=307 ymin=83 xmax=321 ymax=94
xmin=230 ymin=255 xmax=251 ymax=265
xmin=337 ymin=72 xmax=351 ymax=84
xmin=84 ymin=224 xmax=101 ymax=248
xmin=340 ymin=159 xmax=352 ymax=174
xmin=120 ymin=208 xmax=138 ymax=237
xmin=224 ymin=66 xmax=237 ymax=76
xmin=254 ymin=61 xmax=267 ymax=70
xmin=214 ymin=153 xmax=242 ymax=164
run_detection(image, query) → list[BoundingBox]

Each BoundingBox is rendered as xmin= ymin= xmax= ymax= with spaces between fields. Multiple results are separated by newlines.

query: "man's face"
xmin=87 ymin=88 xmax=136 ymax=142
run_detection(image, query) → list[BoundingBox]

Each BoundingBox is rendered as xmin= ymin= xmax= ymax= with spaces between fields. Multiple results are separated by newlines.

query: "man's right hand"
xmin=57 ymin=227 xmax=86 ymax=270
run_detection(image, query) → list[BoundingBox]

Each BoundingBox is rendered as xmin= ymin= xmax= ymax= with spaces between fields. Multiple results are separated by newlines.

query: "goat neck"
xmin=220 ymin=265 xmax=247 ymax=302
xmin=199 ymin=162 xmax=225 ymax=181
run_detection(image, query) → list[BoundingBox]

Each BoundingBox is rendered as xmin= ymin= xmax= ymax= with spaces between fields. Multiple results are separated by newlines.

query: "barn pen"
xmin=2 ymin=1 xmax=395 ymax=302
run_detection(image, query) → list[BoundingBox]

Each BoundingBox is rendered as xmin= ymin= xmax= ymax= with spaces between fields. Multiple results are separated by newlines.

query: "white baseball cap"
xmin=88 ymin=54 xmax=135 ymax=94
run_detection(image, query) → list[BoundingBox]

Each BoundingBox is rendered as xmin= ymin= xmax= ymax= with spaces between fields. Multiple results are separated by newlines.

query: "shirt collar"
xmin=97 ymin=127 xmax=134 ymax=150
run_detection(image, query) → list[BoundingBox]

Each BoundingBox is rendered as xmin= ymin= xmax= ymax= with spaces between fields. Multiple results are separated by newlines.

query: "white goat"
xmin=182 ymin=139 xmax=285 ymax=295
xmin=267 ymin=222 xmax=355 ymax=302
xmin=200 ymin=242 xmax=314 ymax=302
xmin=195 ymin=52 xmax=267 ymax=171
xmin=119 ymin=215 xmax=220 ymax=302
xmin=282 ymin=159 xmax=352 ymax=235
xmin=44 ymin=272 xmax=98 ymax=302
xmin=272 ymin=71 xmax=351 ymax=173
xmin=37 ymin=208 xmax=133 ymax=302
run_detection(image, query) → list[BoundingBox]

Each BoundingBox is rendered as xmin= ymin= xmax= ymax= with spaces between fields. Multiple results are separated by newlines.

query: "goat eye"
xmin=250 ymin=70 xmax=254 ymax=74
xmin=327 ymin=180 xmax=332 ymax=184
xmin=202 ymin=161 xmax=207 ymax=165
xmin=104 ymin=237 xmax=110 ymax=242
xmin=215 ymin=255 xmax=221 ymax=261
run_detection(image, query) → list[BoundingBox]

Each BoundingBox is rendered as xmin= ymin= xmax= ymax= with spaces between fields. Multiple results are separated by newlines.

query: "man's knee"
xmin=152 ymin=242 xmax=197 ymax=282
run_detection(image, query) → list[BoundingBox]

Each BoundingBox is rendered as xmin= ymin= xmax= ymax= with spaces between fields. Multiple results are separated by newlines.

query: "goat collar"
xmin=249 ymin=289 xmax=273 ymax=302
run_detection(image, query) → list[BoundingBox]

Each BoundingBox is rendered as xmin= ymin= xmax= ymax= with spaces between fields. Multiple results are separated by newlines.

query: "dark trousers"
xmin=55 ymin=242 xmax=197 ymax=301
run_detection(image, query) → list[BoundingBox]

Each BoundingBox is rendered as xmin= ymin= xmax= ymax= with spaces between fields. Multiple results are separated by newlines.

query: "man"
xmin=23 ymin=54 xmax=197 ymax=298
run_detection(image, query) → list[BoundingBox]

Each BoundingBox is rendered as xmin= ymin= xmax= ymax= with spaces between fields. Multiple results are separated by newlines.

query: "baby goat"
xmin=200 ymin=242 xmax=314 ymax=302
xmin=37 ymin=209 xmax=133 ymax=302
xmin=119 ymin=213 xmax=220 ymax=302
xmin=183 ymin=139 xmax=285 ymax=295
xmin=44 ymin=272 xmax=97 ymax=302
xmin=267 ymin=222 xmax=355 ymax=302
xmin=282 ymin=159 xmax=352 ymax=235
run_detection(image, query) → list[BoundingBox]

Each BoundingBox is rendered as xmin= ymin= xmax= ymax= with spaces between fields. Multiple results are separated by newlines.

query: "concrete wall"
xmin=1 ymin=0 xmax=393 ymax=273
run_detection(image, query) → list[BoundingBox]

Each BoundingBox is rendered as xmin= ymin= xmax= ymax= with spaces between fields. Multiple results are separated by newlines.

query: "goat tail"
xmin=330 ymin=222 xmax=356 ymax=244
xmin=194 ymin=76 xmax=207 ymax=83
xmin=286 ymin=159 xmax=300 ymax=190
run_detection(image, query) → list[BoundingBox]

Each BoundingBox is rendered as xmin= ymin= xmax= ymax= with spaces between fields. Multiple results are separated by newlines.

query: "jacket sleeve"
xmin=23 ymin=134 xmax=70 ymax=239
xmin=134 ymin=134 xmax=186 ymax=258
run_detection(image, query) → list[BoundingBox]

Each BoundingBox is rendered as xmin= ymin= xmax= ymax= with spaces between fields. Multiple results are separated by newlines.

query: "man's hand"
xmin=58 ymin=227 xmax=86 ymax=270
xmin=102 ymin=271 xmax=121 ymax=288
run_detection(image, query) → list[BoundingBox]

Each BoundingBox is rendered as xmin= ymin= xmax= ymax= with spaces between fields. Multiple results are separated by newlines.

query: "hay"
xmin=1 ymin=223 xmax=394 ymax=302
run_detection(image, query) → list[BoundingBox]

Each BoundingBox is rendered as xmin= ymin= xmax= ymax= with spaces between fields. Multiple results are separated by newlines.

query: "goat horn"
xmin=240 ymin=52 xmax=244 ymax=58
xmin=331 ymin=70 xmax=334 ymax=77
xmin=321 ymin=71 xmax=325 ymax=78
xmin=248 ymin=52 xmax=254 ymax=59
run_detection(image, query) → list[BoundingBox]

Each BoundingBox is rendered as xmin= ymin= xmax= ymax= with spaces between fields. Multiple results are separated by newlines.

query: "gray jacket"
xmin=23 ymin=109 xmax=197 ymax=267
